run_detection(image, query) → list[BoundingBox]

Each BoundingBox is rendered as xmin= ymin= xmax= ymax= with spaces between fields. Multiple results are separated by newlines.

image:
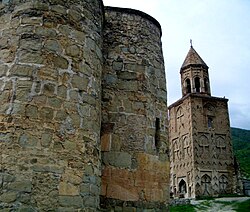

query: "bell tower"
xmin=180 ymin=44 xmax=211 ymax=96
xmin=169 ymin=44 xmax=237 ymax=198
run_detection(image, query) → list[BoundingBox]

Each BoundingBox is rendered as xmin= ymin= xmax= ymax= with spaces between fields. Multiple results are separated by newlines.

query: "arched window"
xmin=185 ymin=78 xmax=191 ymax=94
xmin=195 ymin=77 xmax=200 ymax=92
xmin=204 ymin=78 xmax=209 ymax=93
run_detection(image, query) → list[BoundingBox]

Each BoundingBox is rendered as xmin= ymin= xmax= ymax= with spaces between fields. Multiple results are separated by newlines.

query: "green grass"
xmin=169 ymin=204 xmax=196 ymax=212
xmin=234 ymin=199 xmax=250 ymax=212
xmin=170 ymin=198 xmax=250 ymax=212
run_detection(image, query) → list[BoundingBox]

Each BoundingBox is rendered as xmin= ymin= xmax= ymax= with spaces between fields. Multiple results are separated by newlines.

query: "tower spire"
xmin=190 ymin=39 xmax=193 ymax=47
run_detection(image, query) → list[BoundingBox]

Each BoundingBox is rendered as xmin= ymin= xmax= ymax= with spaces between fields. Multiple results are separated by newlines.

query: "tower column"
xmin=0 ymin=0 xmax=104 ymax=210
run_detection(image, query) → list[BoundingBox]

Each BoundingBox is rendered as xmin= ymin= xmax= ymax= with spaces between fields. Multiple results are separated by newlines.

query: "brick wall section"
xmin=101 ymin=7 xmax=169 ymax=210
xmin=0 ymin=0 xmax=104 ymax=210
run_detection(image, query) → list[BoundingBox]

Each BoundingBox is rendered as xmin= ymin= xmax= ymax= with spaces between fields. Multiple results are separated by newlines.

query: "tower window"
xmin=185 ymin=78 xmax=191 ymax=94
xmin=204 ymin=78 xmax=209 ymax=93
xmin=208 ymin=116 xmax=213 ymax=128
xmin=155 ymin=118 xmax=160 ymax=151
xmin=195 ymin=77 xmax=200 ymax=92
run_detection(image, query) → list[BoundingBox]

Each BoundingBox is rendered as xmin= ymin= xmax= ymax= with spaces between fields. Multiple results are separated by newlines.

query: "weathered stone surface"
xmin=101 ymin=7 xmax=169 ymax=210
xmin=0 ymin=192 xmax=17 ymax=203
xmin=1 ymin=0 xmax=103 ymax=211
xmin=59 ymin=182 xmax=79 ymax=196
xmin=103 ymin=152 xmax=132 ymax=168
xmin=0 ymin=1 xmax=170 ymax=211
xmin=71 ymin=74 xmax=88 ymax=91
xmin=8 ymin=180 xmax=32 ymax=192
xmin=59 ymin=196 xmax=83 ymax=208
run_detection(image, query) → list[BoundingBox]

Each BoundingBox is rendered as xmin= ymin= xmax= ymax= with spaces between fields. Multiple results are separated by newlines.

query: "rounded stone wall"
xmin=0 ymin=0 xmax=103 ymax=210
xmin=101 ymin=7 xmax=169 ymax=210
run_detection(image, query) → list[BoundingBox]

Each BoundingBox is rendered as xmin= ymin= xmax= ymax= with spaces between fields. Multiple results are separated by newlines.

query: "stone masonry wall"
xmin=191 ymin=95 xmax=235 ymax=197
xmin=0 ymin=0 xmax=103 ymax=211
xmin=101 ymin=7 xmax=169 ymax=211
xmin=168 ymin=96 xmax=195 ymax=198
xmin=169 ymin=94 xmax=236 ymax=198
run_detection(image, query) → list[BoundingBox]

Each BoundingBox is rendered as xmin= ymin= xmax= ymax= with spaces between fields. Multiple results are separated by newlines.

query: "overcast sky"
xmin=103 ymin=0 xmax=250 ymax=130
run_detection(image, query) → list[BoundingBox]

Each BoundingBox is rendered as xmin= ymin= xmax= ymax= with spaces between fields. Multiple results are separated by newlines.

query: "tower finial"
xmin=190 ymin=39 xmax=193 ymax=47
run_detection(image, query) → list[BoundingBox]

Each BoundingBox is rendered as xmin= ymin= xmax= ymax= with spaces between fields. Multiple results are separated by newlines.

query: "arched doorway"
xmin=179 ymin=179 xmax=187 ymax=194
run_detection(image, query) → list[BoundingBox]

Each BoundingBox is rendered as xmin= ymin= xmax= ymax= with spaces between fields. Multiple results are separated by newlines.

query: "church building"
xmin=168 ymin=44 xmax=236 ymax=198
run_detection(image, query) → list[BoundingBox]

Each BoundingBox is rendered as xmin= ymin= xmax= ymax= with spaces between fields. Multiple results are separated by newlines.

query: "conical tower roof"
xmin=180 ymin=46 xmax=208 ymax=72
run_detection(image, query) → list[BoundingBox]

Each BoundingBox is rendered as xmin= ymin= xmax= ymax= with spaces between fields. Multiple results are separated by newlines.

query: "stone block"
xmin=55 ymin=110 xmax=67 ymax=122
xmin=103 ymin=152 xmax=132 ymax=168
xmin=68 ymin=9 xmax=82 ymax=22
xmin=57 ymin=85 xmax=68 ymax=99
xmin=47 ymin=97 xmax=63 ymax=108
xmin=51 ymin=5 xmax=67 ymax=15
xmin=0 ymin=192 xmax=17 ymax=203
xmin=80 ymin=183 xmax=90 ymax=195
xmin=82 ymin=165 xmax=93 ymax=176
xmin=19 ymin=133 xmax=38 ymax=148
xmin=90 ymin=184 xmax=100 ymax=196
xmin=0 ymin=64 xmax=8 ymax=77
xmin=0 ymin=49 xmax=14 ymax=63
xmin=59 ymin=182 xmax=79 ymax=196
xmin=18 ymin=50 xmax=44 ymax=64
xmin=35 ymin=26 xmax=57 ymax=37
xmin=41 ymin=132 xmax=53 ymax=147
xmin=111 ymin=135 xmax=122 ymax=151
xmin=69 ymin=90 xmax=78 ymax=102
xmin=101 ymin=134 xmax=111 ymax=152
xmin=19 ymin=38 xmax=42 ymax=51
xmin=19 ymin=193 xmax=31 ymax=204
xmin=71 ymin=30 xmax=86 ymax=44
xmin=59 ymin=196 xmax=83 ymax=208
xmin=51 ymin=54 xmax=69 ymax=69
xmin=66 ymin=45 xmax=81 ymax=57
xmin=3 ymin=173 xmax=15 ymax=182
xmin=44 ymin=40 xmax=63 ymax=53
xmin=104 ymin=74 xmax=117 ymax=85
xmin=32 ymin=165 xmax=64 ymax=174
xmin=117 ymin=71 xmax=137 ymax=80
xmin=25 ymin=105 xmax=38 ymax=119
xmin=39 ymin=107 xmax=54 ymax=121
xmin=83 ymin=196 xmax=98 ymax=208
xmin=71 ymin=75 xmax=88 ymax=91
xmin=8 ymin=180 xmax=32 ymax=192
xmin=16 ymin=206 xmax=36 ymax=212
xmin=123 ymin=207 xmax=136 ymax=212
xmin=118 ymin=81 xmax=138 ymax=91
xmin=112 ymin=61 xmax=123 ymax=71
